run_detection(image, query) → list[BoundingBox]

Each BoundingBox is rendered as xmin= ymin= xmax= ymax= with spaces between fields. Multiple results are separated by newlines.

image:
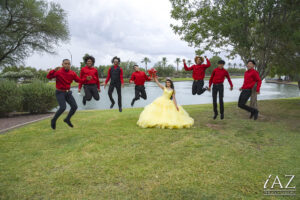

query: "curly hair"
xmin=111 ymin=56 xmax=121 ymax=64
xmin=84 ymin=55 xmax=95 ymax=64
xmin=194 ymin=56 xmax=204 ymax=64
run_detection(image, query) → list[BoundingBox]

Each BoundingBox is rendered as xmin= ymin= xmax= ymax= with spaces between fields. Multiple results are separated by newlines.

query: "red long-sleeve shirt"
xmin=78 ymin=66 xmax=100 ymax=89
xmin=241 ymin=68 xmax=262 ymax=92
xmin=47 ymin=67 xmax=84 ymax=90
xmin=105 ymin=65 xmax=124 ymax=84
xmin=209 ymin=67 xmax=233 ymax=88
xmin=130 ymin=71 xmax=151 ymax=86
xmin=184 ymin=58 xmax=211 ymax=80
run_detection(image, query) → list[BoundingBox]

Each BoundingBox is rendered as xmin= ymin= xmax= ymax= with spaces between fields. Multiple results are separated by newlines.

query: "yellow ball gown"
xmin=137 ymin=87 xmax=194 ymax=129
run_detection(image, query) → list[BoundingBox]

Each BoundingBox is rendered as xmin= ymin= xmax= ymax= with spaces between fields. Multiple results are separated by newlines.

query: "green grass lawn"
xmin=0 ymin=98 xmax=299 ymax=199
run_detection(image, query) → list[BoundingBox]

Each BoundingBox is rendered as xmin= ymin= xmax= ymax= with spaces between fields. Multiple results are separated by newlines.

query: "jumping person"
xmin=238 ymin=60 xmax=262 ymax=120
xmin=208 ymin=60 xmax=233 ymax=120
xmin=104 ymin=56 xmax=124 ymax=112
xmin=78 ymin=55 xmax=100 ymax=105
xmin=47 ymin=59 xmax=88 ymax=129
xmin=183 ymin=56 xmax=211 ymax=95
xmin=129 ymin=65 xmax=151 ymax=106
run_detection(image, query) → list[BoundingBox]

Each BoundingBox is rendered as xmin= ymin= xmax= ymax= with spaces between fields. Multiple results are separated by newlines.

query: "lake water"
xmin=60 ymin=78 xmax=299 ymax=111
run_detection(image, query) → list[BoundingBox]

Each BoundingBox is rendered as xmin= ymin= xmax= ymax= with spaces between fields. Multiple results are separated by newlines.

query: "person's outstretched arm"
xmin=203 ymin=56 xmax=211 ymax=68
xmin=183 ymin=59 xmax=193 ymax=71
xmin=172 ymin=92 xmax=179 ymax=111
xmin=154 ymin=76 xmax=164 ymax=90
xmin=225 ymin=71 xmax=233 ymax=90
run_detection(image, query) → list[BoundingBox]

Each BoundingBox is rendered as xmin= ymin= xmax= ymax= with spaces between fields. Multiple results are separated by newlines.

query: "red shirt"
xmin=209 ymin=67 xmax=233 ymax=88
xmin=78 ymin=66 xmax=100 ymax=89
xmin=130 ymin=71 xmax=151 ymax=86
xmin=184 ymin=58 xmax=211 ymax=80
xmin=241 ymin=68 xmax=262 ymax=92
xmin=105 ymin=65 xmax=124 ymax=84
xmin=47 ymin=68 xmax=84 ymax=90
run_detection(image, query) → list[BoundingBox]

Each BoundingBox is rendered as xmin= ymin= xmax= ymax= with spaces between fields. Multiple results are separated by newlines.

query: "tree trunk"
xmin=250 ymin=84 xmax=258 ymax=109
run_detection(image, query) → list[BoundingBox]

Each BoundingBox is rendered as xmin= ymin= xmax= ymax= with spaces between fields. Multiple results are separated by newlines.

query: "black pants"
xmin=212 ymin=84 xmax=224 ymax=115
xmin=108 ymin=82 xmax=122 ymax=108
xmin=238 ymin=89 xmax=257 ymax=113
xmin=132 ymin=85 xmax=147 ymax=102
xmin=192 ymin=80 xmax=206 ymax=95
xmin=53 ymin=90 xmax=78 ymax=122
xmin=83 ymin=84 xmax=99 ymax=101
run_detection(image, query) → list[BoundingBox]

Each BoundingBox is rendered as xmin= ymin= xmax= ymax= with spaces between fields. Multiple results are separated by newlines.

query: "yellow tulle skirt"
xmin=137 ymin=96 xmax=194 ymax=129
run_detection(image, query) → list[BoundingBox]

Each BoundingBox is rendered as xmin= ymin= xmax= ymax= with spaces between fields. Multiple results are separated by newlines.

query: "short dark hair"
xmin=133 ymin=65 xmax=138 ymax=68
xmin=218 ymin=60 xmax=225 ymax=65
xmin=111 ymin=56 xmax=121 ymax=64
xmin=247 ymin=59 xmax=256 ymax=65
xmin=84 ymin=55 xmax=95 ymax=64
xmin=62 ymin=59 xmax=70 ymax=63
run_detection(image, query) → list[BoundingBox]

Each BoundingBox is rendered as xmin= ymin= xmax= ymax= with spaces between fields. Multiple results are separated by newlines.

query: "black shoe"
xmin=51 ymin=119 xmax=56 ymax=130
xmin=110 ymin=102 xmax=115 ymax=109
xmin=131 ymin=99 xmax=135 ymax=107
xmin=213 ymin=113 xmax=218 ymax=120
xmin=119 ymin=107 xmax=122 ymax=112
xmin=250 ymin=111 xmax=254 ymax=119
xmin=253 ymin=110 xmax=259 ymax=120
xmin=220 ymin=114 xmax=224 ymax=120
xmin=82 ymin=97 xmax=86 ymax=106
xmin=64 ymin=118 xmax=74 ymax=128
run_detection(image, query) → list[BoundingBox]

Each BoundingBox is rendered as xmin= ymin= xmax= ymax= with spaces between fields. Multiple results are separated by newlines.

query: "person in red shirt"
xmin=208 ymin=60 xmax=233 ymax=119
xmin=47 ymin=59 xmax=88 ymax=129
xmin=238 ymin=60 xmax=262 ymax=120
xmin=129 ymin=65 xmax=152 ymax=106
xmin=78 ymin=56 xmax=100 ymax=106
xmin=104 ymin=56 xmax=124 ymax=112
xmin=183 ymin=56 xmax=211 ymax=95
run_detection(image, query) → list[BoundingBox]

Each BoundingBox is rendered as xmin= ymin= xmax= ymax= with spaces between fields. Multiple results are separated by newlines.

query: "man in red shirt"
xmin=47 ymin=59 xmax=88 ymax=129
xmin=208 ymin=60 xmax=233 ymax=119
xmin=104 ymin=56 xmax=124 ymax=112
xmin=78 ymin=56 xmax=100 ymax=106
xmin=129 ymin=65 xmax=152 ymax=106
xmin=183 ymin=56 xmax=211 ymax=95
xmin=238 ymin=60 xmax=262 ymax=120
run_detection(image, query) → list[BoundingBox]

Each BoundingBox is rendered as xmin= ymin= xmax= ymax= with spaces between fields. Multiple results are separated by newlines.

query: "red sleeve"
xmin=105 ymin=67 xmax=111 ymax=84
xmin=95 ymin=68 xmax=100 ymax=89
xmin=130 ymin=73 xmax=135 ymax=82
xmin=46 ymin=70 xmax=56 ymax=79
xmin=209 ymin=69 xmax=215 ymax=88
xmin=254 ymin=71 xmax=262 ymax=93
xmin=184 ymin=63 xmax=193 ymax=71
xmin=203 ymin=58 xmax=211 ymax=68
xmin=73 ymin=72 xmax=84 ymax=83
xmin=120 ymin=68 xmax=124 ymax=84
xmin=225 ymin=71 xmax=233 ymax=88
xmin=78 ymin=68 xmax=84 ymax=89
xmin=144 ymin=72 xmax=151 ymax=81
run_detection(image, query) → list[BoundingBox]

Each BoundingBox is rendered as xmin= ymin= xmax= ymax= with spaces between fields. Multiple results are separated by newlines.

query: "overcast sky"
xmin=25 ymin=0 xmax=242 ymax=70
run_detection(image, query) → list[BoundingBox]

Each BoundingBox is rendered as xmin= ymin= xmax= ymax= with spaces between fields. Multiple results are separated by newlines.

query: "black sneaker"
xmin=64 ymin=118 xmax=74 ymax=128
xmin=250 ymin=111 xmax=254 ymax=119
xmin=131 ymin=99 xmax=135 ymax=107
xmin=51 ymin=119 xmax=56 ymax=130
xmin=213 ymin=113 xmax=218 ymax=120
xmin=110 ymin=102 xmax=115 ymax=109
xmin=82 ymin=97 xmax=86 ymax=106
xmin=254 ymin=110 xmax=259 ymax=120
xmin=119 ymin=107 xmax=122 ymax=112
xmin=220 ymin=114 xmax=224 ymax=120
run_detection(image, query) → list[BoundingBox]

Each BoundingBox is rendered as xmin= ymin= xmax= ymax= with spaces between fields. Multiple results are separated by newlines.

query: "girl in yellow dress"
xmin=137 ymin=76 xmax=194 ymax=129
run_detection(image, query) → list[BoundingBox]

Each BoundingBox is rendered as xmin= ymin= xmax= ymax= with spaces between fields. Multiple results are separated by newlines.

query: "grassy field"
xmin=0 ymin=98 xmax=299 ymax=199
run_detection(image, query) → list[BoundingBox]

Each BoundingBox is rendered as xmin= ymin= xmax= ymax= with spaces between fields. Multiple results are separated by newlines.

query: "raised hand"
xmin=183 ymin=59 xmax=186 ymax=63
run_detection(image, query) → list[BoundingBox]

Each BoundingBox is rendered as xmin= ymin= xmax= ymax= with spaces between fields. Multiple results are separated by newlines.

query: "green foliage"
xmin=0 ymin=79 xmax=22 ymax=116
xmin=0 ymin=0 xmax=69 ymax=67
xmin=141 ymin=57 xmax=151 ymax=71
xmin=20 ymin=80 xmax=57 ymax=114
xmin=205 ymin=55 xmax=222 ymax=75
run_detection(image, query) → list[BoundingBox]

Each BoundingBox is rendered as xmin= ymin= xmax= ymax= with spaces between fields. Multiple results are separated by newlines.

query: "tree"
xmin=175 ymin=58 xmax=181 ymax=71
xmin=187 ymin=60 xmax=192 ymax=66
xmin=0 ymin=0 xmax=69 ymax=67
xmin=141 ymin=57 xmax=151 ymax=71
xmin=170 ymin=0 xmax=299 ymax=107
xmin=206 ymin=55 xmax=222 ymax=75
xmin=162 ymin=57 xmax=167 ymax=68
xmin=228 ymin=62 xmax=232 ymax=68
xmin=239 ymin=63 xmax=243 ymax=68
xmin=233 ymin=63 xmax=237 ymax=68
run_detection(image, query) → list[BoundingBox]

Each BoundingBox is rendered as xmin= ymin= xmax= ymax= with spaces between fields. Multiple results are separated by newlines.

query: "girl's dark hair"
xmin=165 ymin=78 xmax=175 ymax=100
xmin=111 ymin=56 xmax=121 ymax=64
xmin=247 ymin=59 xmax=256 ymax=65
xmin=84 ymin=55 xmax=95 ymax=64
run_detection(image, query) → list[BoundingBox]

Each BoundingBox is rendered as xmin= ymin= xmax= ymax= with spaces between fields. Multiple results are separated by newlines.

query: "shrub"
xmin=0 ymin=80 xmax=22 ymax=117
xmin=20 ymin=80 xmax=57 ymax=113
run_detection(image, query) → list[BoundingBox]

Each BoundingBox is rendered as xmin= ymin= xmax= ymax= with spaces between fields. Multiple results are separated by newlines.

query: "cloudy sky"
xmin=25 ymin=0 xmax=241 ymax=70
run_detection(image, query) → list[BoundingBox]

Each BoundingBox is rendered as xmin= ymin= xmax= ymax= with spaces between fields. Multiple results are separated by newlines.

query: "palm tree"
xmin=233 ymin=63 xmax=237 ymax=68
xmin=175 ymin=58 xmax=181 ymax=71
xmin=228 ymin=62 xmax=232 ymax=68
xmin=162 ymin=57 xmax=167 ymax=68
xmin=187 ymin=60 xmax=192 ymax=66
xmin=239 ymin=63 xmax=242 ymax=68
xmin=141 ymin=57 xmax=151 ymax=71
